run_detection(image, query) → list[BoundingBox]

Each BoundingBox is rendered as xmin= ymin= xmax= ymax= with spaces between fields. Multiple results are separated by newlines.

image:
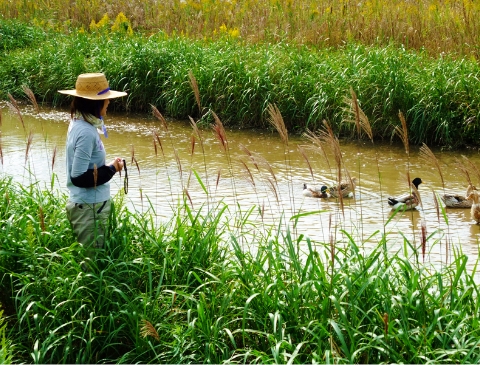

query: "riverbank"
xmin=1 ymin=19 xmax=480 ymax=149
xmin=1 ymin=174 xmax=480 ymax=363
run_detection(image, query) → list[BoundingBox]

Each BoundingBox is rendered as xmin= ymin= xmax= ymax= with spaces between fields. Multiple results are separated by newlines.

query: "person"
xmin=59 ymin=73 xmax=127 ymax=267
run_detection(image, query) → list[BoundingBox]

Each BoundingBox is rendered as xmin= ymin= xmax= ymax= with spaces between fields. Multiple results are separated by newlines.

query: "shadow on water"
xmin=1 ymin=102 xmax=480 ymax=276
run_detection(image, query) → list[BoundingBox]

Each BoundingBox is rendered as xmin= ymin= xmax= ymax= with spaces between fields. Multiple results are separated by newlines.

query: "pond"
xmin=1 ymin=102 xmax=479 ymax=276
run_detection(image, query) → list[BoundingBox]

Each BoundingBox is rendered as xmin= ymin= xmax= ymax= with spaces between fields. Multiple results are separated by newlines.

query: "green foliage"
xmin=0 ymin=306 xmax=13 ymax=364
xmin=1 ymin=176 xmax=480 ymax=363
xmin=1 ymin=19 xmax=480 ymax=148
xmin=0 ymin=20 xmax=47 ymax=53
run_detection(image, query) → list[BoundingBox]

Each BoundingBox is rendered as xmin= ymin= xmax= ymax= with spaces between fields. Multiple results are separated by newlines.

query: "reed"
xmin=1 ymin=21 xmax=480 ymax=148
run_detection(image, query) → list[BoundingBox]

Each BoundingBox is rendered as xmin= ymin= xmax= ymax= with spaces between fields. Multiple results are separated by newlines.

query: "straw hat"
xmin=58 ymin=73 xmax=127 ymax=100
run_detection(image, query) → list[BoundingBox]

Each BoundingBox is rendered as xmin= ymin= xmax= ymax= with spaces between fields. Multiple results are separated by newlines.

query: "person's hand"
xmin=109 ymin=158 xmax=124 ymax=172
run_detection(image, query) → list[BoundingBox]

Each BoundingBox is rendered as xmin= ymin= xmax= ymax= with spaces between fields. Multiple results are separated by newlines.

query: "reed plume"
xmin=22 ymin=85 xmax=39 ymax=113
xmin=140 ymin=319 xmax=160 ymax=342
xmin=267 ymin=103 xmax=288 ymax=146
xmin=303 ymin=127 xmax=333 ymax=176
xmin=152 ymin=129 xmax=165 ymax=157
xmin=188 ymin=70 xmax=202 ymax=116
xmin=239 ymin=159 xmax=255 ymax=188
xmin=419 ymin=143 xmax=444 ymax=189
xmin=395 ymin=111 xmax=409 ymax=156
xmin=25 ymin=131 xmax=33 ymax=165
xmin=151 ymin=104 xmax=169 ymax=131
xmin=344 ymin=87 xmax=373 ymax=142
xmin=298 ymin=145 xmax=314 ymax=181
xmin=212 ymin=111 xmax=228 ymax=152
xmin=462 ymin=155 xmax=480 ymax=184
xmin=51 ymin=145 xmax=57 ymax=171
xmin=454 ymin=157 xmax=473 ymax=187
xmin=7 ymin=93 xmax=26 ymax=133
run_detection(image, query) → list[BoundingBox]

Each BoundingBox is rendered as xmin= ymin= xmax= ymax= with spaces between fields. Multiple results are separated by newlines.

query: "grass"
xmin=1 ymin=0 xmax=480 ymax=58
xmin=1 ymin=174 xmax=480 ymax=363
xmin=1 ymin=19 xmax=480 ymax=149
xmin=1 ymin=95 xmax=480 ymax=363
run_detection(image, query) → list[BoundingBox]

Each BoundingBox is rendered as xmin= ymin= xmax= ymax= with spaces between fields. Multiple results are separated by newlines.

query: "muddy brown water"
xmin=1 ymin=103 xmax=479 ymax=277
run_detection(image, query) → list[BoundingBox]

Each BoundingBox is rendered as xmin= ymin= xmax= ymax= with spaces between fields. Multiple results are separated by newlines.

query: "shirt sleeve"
xmin=70 ymin=165 xmax=116 ymax=188
xmin=70 ymin=129 xmax=116 ymax=188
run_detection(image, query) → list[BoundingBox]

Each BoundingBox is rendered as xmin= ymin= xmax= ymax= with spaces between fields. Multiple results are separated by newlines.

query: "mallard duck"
xmin=467 ymin=190 xmax=480 ymax=224
xmin=328 ymin=177 xmax=356 ymax=198
xmin=441 ymin=184 xmax=476 ymax=208
xmin=387 ymin=177 xmax=423 ymax=210
xmin=303 ymin=184 xmax=330 ymax=198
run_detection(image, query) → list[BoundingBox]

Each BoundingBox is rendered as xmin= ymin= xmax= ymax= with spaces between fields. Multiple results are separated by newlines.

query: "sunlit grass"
xmin=1 ymin=0 xmax=480 ymax=57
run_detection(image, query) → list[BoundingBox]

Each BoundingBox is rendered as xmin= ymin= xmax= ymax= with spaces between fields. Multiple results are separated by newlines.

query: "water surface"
xmin=1 ymin=102 xmax=479 ymax=275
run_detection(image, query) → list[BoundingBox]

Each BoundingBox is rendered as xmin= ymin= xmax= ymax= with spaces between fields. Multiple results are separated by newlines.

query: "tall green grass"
xmin=1 ymin=175 xmax=480 ymax=364
xmin=1 ymin=20 xmax=480 ymax=148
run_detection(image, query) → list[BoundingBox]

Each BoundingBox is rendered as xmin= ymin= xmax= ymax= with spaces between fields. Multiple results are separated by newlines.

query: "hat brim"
xmin=58 ymin=89 xmax=127 ymax=100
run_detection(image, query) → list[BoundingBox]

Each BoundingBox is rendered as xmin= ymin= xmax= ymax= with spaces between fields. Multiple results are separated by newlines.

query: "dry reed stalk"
xmin=184 ymin=188 xmax=193 ymax=207
xmin=7 ymin=94 xmax=26 ymax=133
xmin=421 ymin=217 xmax=427 ymax=262
xmin=238 ymin=144 xmax=259 ymax=171
xmin=22 ymin=85 xmax=39 ymax=113
xmin=212 ymin=111 xmax=228 ymax=152
xmin=190 ymin=135 xmax=196 ymax=156
xmin=419 ymin=143 xmax=444 ymax=188
xmin=189 ymin=116 xmax=205 ymax=153
xmin=303 ymin=127 xmax=332 ymax=174
xmin=188 ymin=70 xmax=202 ymax=116
xmin=267 ymin=103 xmax=288 ymax=146
xmin=152 ymin=129 xmax=165 ymax=157
xmin=320 ymin=120 xmax=345 ymax=212
xmin=0 ymin=109 xmax=2 ymax=126
xmin=216 ymin=169 xmax=221 ymax=190
xmin=454 ymin=157 xmax=473 ymax=187
xmin=139 ymin=319 xmax=160 ymax=342
xmin=345 ymin=87 xmax=373 ymax=142
xmin=0 ymin=135 xmax=3 ymax=166
xmin=462 ymin=155 xmax=480 ymax=184
xmin=239 ymin=159 xmax=255 ymax=188
xmin=329 ymin=213 xmax=334 ymax=266
xmin=266 ymin=177 xmax=280 ymax=204
xmin=395 ymin=111 xmax=409 ymax=156
xmin=150 ymin=104 xmax=169 ymax=131
xmin=25 ymin=131 xmax=33 ymax=164
xmin=51 ymin=145 xmax=57 ymax=171
xmin=174 ymin=149 xmax=183 ymax=179
xmin=297 ymin=145 xmax=314 ymax=180
xmin=152 ymin=133 xmax=158 ymax=157
xmin=250 ymin=153 xmax=277 ymax=184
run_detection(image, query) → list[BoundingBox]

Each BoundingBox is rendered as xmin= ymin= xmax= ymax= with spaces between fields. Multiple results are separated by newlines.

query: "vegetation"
xmin=1 ymin=175 xmax=480 ymax=364
xmin=1 ymin=0 xmax=480 ymax=57
xmin=1 ymin=18 xmax=480 ymax=148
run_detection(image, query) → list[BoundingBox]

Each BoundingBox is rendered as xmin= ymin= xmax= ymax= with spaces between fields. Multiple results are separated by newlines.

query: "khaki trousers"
xmin=66 ymin=199 xmax=112 ymax=258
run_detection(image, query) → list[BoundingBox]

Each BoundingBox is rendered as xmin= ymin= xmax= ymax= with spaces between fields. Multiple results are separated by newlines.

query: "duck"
xmin=441 ymin=184 xmax=476 ymax=209
xmin=328 ymin=177 xmax=356 ymax=198
xmin=387 ymin=177 xmax=423 ymax=210
xmin=303 ymin=184 xmax=330 ymax=198
xmin=466 ymin=189 xmax=480 ymax=224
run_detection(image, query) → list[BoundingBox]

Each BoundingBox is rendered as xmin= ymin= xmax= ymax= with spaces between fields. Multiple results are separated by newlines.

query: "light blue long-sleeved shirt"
xmin=65 ymin=117 xmax=111 ymax=204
